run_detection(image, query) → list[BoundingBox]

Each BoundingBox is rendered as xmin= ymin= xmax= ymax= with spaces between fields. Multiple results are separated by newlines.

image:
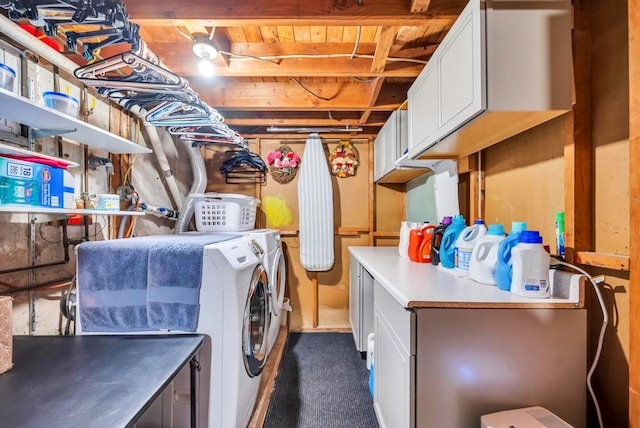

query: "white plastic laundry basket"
xmin=190 ymin=193 xmax=260 ymax=232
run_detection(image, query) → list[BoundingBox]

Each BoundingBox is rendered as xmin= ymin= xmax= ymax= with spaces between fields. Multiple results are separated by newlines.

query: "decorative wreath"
xmin=329 ymin=138 xmax=359 ymax=178
xmin=266 ymin=145 xmax=301 ymax=184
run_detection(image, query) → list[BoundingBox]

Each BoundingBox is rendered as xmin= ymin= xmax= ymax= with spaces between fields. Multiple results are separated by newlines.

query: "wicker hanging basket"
xmin=267 ymin=145 xmax=301 ymax=184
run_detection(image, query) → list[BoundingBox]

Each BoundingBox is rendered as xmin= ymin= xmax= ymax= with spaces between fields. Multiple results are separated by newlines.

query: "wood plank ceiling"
xmin=63 ymin=0 xmax=467 ymax=137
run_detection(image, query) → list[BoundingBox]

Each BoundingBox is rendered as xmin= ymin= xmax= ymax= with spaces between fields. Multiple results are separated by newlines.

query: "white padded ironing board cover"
xmin=298 ymin=133 xmax=335 ymax=271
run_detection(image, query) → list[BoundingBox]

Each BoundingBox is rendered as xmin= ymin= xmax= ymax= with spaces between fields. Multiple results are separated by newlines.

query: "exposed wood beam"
xmin=360 ymin=111 xmax=372 ymax=125
xmin=227 ymin=42 xmax=379 ymax=57
xmin=190 ymin=80 xmax=409 ymax=111
xmin=225 ymin=118 xmax=383 ymax=127
xmin=361 ymin=77 xmax=386 ymax=125
xmin=124 ymin=0 xmax=458 ymax=26
xmin=144 ymin=43 xmax=425 ymax=77
xmin=630 ymin=0 xmax=640 ymax=423
xmin=411 ymin=0 xmax=432 ymax=13
xmin=372 ymin=26 xmax=399 ymax=73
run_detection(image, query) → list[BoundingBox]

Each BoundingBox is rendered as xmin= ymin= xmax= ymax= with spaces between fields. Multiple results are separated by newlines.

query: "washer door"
xmin=269 ymin=246 xmax=286 ymax=316
xmin=243 ymin=264 xmax=269 ymax=377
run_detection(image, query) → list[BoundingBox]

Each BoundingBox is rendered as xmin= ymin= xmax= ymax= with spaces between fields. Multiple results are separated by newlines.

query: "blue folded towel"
xmin=146 ymin=234 xmax=239 ymax=331
xmin=77 ymin=234 xmax=241 ymax=333
xmin=78 ymin=238 xmax=153 ymax=332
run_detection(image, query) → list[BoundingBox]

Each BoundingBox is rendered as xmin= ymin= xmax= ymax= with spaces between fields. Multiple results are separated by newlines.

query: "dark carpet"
xmin=263 ymin=332 xmax=379 ymax=428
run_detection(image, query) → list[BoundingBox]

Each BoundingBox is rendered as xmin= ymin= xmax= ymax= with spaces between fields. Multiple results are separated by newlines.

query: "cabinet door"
xmin=349 ymin=258 xmax=361 ymax=350
xmin=436 ymin=0 xmax=485 ymax=139
xmin=407 ymin=60 xmax=438 ymax=156
xmin=373 ymin=129 xmax=385 ymax=182
xmin=373 ymin=281 xmax=415 ymax=428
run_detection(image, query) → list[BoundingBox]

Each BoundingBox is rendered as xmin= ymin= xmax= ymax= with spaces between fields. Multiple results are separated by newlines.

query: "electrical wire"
xmin=552 ymin=258 xmax=607 ymax=428
xmin=177 ymin=27 xmax=194 ymax=42
xmin=350 ymin=26 xmax=362 ymax=59
xmin=219 ymin=51 xmax=428 ymax=65
xmin=290 ymin=76 xmax=334 ymax=101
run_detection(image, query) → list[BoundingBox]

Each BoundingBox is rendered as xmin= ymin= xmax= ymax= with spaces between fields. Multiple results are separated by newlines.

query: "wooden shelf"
xmin=0 ymin=141 xmax=79 ymax=168
xmin=0 ymin=206 xmax=145 ymax=216
xmin=574 ymin=251 xmax=630 ymax=271
xmin=0 ymin=88 xmax=151 ymax=154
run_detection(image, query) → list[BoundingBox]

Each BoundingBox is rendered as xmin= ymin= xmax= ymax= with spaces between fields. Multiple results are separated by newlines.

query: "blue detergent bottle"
xmin=495 ymin=221 xmax=527 ymax=291
xmin=439 ymin=215 xmax=467 ymax=269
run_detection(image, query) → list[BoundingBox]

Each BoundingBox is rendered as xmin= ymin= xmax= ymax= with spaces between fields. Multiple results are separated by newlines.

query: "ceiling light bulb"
xmin=199 ymin=59 xmax=215 ymax=77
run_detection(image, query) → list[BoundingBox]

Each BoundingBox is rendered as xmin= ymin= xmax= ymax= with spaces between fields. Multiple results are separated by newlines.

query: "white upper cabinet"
xmin=407 ymin=0 xmax=572 ymax=159
xmin=407 ymin=62 xmax=437 ymax=154
xmin=435 ymin=0 xmax=485 ymax=139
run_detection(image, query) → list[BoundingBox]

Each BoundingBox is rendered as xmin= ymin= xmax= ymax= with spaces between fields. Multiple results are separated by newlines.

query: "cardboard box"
xmin=0 ymin=156 xmax=74 ymax=208
xmin=0 ymin=296 xmax=12 ymax=375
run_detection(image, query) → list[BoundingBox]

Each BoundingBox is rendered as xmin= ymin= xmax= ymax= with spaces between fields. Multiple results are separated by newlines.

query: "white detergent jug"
xmin=454 ymin=220 xmax=487 ymax=274
xmin=399 ymin=221 xmax=411 ymax=258
xmin=510 ymin=231 xmax=551 ymax=298
xmin=468 ymin=224 xmax=505 ymax=285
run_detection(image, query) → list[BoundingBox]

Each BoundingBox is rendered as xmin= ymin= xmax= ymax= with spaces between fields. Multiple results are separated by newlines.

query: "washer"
xmin=75 ymin=235 xmax=269 ymax=428
xmin=186 ymin=229 xmax=286 ymax=356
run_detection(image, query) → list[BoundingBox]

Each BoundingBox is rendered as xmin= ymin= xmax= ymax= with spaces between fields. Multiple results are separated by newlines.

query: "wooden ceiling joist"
xmin=191 ymin=81 xmax=410 ymax=111
xmin=410 ymin=0 xmax=432 ymax=13
xmin=224 ymin=118 xmax=384 ymax=127
xmin=144 ymin=46 xmax=425 ymax=77
xmin=124 ymin=0 xmax=457 ymax=27
xmin=371 ymin=27 xmax=399 ymax=73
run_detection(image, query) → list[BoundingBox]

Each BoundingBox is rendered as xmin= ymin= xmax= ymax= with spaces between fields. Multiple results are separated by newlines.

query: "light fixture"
xmin=266 ymin=126 xmax=363 ymax=133
xmin=192 ymin=33 xmax=217 ymax=76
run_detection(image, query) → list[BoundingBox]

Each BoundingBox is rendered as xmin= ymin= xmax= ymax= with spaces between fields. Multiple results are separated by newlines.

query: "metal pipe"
xmin=0 ymin=277 xmax=74 ymax=295
xmin=131 ymin=106 xmax=183 ymax=209
xmin=175 ymin=139 xmax=207 ymax=233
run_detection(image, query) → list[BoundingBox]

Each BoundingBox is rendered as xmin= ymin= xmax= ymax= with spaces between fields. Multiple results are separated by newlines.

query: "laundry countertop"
xmin=0 ymin=334 xmax=204 ymax=427
xmin=349 ymin=246 xmax=584 ymax=309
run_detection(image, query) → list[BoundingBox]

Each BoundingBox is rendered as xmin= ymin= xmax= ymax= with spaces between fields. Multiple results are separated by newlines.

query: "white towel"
xmin=298 ymin=133 xmax=335 ymax=271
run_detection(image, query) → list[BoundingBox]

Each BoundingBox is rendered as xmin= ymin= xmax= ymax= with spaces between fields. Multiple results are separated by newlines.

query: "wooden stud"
xmin=457 ymin=154 xmax=478 ymax=175
xmin=629 ymin=0 xmax=640 ymax=422
xmin=226 ymin=117 xmax=384 ymax=127
xmin=565 ymin=0 xmax=593 ymax=265
xmin=312 ymin=272 xmax=318 ymax=328
xmin=574 ymin=251 xmax=630 ymax=271
xmin=369 ymin=139 xmax=376 ymax=246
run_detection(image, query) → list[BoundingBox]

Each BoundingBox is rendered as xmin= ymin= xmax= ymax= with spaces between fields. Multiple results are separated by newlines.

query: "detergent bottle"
xmin=454 ymin=220 xmax=487 ymax=274
xmin=468 ymin=224 xmax=505 ymax=285
xmin=430 ymin=216 xmax=453 ymax=266
xmin=407 ymin=223 xmax=425 ymax=263
xmin=418 ymin=223 xmax=437 ymax=263
xmin=510 ymin=231 xmax=551 ymax=298
xmin=495 ymin=222 xmax=527 ymax=291
xmin=439 ymin=215 xmax=466 ymax=269
xmin=398 ymin=221 xmax=411 ymax=259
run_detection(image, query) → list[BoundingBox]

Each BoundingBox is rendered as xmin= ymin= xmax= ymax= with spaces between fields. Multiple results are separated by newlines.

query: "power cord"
xmin=552 ymin=256 xmax=607 ymax=428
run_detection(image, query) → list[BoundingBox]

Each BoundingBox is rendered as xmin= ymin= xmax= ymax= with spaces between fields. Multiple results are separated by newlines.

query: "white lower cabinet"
xmin=349 ymin=255 xmax=374 ymax=352
xmin=372 ymin=283 xmax=586 ymax=427
xmin=373 ymin=280 xmax=415 ymax=428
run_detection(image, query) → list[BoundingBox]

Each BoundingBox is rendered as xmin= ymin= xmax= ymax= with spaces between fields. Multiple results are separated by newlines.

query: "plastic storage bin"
xmin=0 ymin=63 xmax=16 ymax=92
xmin=191 ymin=192 xmax=260 ymax=232
xmin=43 ymin=91 xmax=79 ymax=118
